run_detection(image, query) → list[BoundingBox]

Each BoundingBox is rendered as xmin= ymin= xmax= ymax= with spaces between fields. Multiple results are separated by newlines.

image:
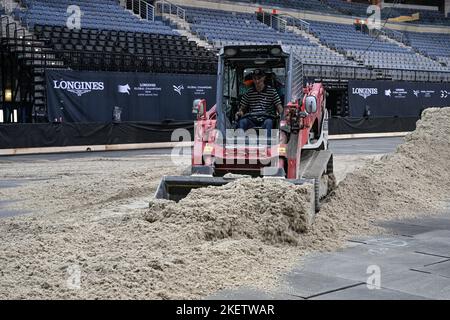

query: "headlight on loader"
xmin=204 ymin=144 xmax=214 ymax=154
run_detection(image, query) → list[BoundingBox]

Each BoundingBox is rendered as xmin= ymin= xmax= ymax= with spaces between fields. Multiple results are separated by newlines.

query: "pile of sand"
xmin=318 ymin=107 xmax=450 ymax=229
xmin=145 ymin=179 xmax=314 ymax=245
xmin=293 ymin=107 xmax=450 ymax=252
xmin=144 ymin=108 xmax=450 ymax=250
xmin=142 ymin=108 xmax=450 ymax=256
xmin=0 ymin=107 xmax=448 ymax=300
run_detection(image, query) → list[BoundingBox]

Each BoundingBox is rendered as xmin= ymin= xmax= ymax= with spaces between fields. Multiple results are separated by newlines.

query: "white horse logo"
xmin=173 ymin=85 xmax=184 ymax=95
xmin=118 ymin=84 xmax=131 ymax=95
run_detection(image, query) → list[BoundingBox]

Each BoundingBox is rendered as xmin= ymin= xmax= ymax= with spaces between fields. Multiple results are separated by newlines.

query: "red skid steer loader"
xmin=155 ymin=45 xmax=334 ymax=213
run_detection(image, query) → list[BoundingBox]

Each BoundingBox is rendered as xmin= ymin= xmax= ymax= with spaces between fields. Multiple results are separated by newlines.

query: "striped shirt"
xmin=240 ymin=85 xmax=282 ymax=120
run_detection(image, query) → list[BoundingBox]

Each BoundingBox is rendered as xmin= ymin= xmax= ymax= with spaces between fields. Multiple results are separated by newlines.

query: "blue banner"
xmin=46 ymin=70 xmax=217 ymax=122
xmin=348 ymin=80 xmax=450 ymax=117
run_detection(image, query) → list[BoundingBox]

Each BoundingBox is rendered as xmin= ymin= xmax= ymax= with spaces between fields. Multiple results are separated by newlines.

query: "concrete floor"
xmin=208 ymin=210 xmax=450 ymax=300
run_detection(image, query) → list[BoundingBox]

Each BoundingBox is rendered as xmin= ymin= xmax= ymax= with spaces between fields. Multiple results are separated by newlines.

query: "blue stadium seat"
xmin=19 ymin=0 xmax=177 ymax=35
xmin=307 ymin=20 xmax=450 ymax=73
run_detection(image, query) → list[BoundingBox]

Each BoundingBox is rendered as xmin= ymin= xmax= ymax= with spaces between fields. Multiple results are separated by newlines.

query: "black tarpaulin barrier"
xmin=329 ymin=117 xmax=418 ymax=135
xmin=0 ymin=122 xmax=194 ymax=149
xmin=0 ymin=117 xmax=418 ymax=150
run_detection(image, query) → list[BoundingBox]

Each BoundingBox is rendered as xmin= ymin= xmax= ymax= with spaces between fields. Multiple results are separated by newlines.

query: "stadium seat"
xmin=17 ymin=0 xmax=217 ymax=74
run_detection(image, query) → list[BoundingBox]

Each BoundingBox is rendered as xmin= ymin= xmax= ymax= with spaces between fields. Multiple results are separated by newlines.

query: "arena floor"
xmin=0 ymin=136 xmax=449 ymax=299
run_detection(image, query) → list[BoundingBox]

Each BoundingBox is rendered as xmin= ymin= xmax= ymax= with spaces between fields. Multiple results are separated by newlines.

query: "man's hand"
xmin=276 ymin=104 xmax=283 ymax=117
xmin=235 ymin=110 xmax=244 ymax=121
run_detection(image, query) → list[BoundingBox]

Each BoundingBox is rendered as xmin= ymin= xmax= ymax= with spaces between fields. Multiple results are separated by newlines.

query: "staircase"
xmin=288 ymin=25 xmax=319 ymax=45
xmin=1 ymin=12 xmax=65 ymax=122
xmin=258 ymin=12 xmax=361 ymax=69
xmin=155 ymin=0 xmax=215 ymax=50
xmin=120 ymin=0 xmax=214 ymax=50
xmin=164 ymin=13 xmax=213 ymax=49
xmin=0 ymin=0 xmax=20 ymax=15
xmin=377 ymin=32 xmax=409 ymax=49
xmin=123 ymin=0 xmax=155 ymax=21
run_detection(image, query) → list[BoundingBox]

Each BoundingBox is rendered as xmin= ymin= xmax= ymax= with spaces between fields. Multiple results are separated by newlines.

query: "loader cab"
xmin=216 ymin=45 xmax=292 ymax=138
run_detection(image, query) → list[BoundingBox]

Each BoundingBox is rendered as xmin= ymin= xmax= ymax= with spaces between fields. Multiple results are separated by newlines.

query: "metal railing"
xmin=281 ymin=13 xmax=310 ymax=32
xmin=0 ymin=0 xmax=19 ymax=15
xmin=1 ymin=16 xmax=28 ymax=43
xmin=126 ymin=0 xmax=155 ymax=22
xmin=258 ymin=11 xmax=287 ymax=33
xmin=271 ymin=13 xmax=287 ymax=33
xmin=302 ymin=63 xmax=450 ymax=83
xmin=371 ymin=27 xmax=405 ymax=45
xmin=258 ymin=11 xmax=310 ymax=34
xmin=385 ymin=28 xmax=405 ymax=44
xmin=1 ymin=17 xmax=66 ymax=122
xmin=0 ymin=15 xmax=10 ymax=38
xmin=155 ymin=0 xmax=186 ymax=22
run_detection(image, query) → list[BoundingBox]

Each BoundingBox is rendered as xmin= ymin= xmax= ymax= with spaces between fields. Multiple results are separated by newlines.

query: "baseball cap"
xmin=252 ymin=69 xmax=266 ymax=78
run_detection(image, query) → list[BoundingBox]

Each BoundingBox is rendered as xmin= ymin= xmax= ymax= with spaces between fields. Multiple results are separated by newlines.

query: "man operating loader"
xmin=235 ymin=69 xmax=283 ymax=138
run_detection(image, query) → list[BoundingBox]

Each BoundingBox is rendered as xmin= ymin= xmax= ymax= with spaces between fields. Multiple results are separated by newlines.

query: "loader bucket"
xmin=155 ymin=176 xmax=232 ymax=202
xmin=154 ymin=175 xmax=314 ymax=202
